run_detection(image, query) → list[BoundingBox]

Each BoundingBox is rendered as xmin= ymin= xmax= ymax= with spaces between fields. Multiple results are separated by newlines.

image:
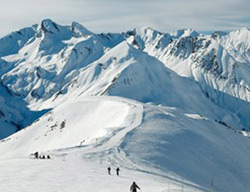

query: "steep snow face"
xmin=38 ymin=19 xmax=73 ymax=56
xmin=125 ymin=27 xmax=250 ymax=103
xmin=125 ymin=27 xmax=173 ymax=53
xmin=0 ymin=20 xmax=124 ymax=103
xmin=71 ymin=21 xmax=93 ymax=37
xmin=218 ymin=27 xmax=250 ymax=63
xmin=0 ymin=25 xmax=37 ymax=57
xmin=190 ymin=40 xmax=250 ymax=101
xmin=0 ymin=19 xmax=126 ymax=137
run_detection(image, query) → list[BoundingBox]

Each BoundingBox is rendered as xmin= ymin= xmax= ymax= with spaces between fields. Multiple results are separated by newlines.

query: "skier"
xmin=47 ymin=155 xmax=51 ymax=159
xmin=107 ymin=167 xmax=111 ymax=175
xmin=130 ymin=181 xmax=140 ymax=192
xmin=116 ymin=167 xmax=120 ymax=176
xmin=34 ymin=152 xmax=39 ymax=159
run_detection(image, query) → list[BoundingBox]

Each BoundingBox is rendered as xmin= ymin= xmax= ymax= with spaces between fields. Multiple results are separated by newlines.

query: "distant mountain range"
xmin=0 ymin=19 xmax=249 ymax=138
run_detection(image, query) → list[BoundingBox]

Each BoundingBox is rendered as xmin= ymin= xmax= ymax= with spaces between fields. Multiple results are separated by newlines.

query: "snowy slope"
xmin=0 ymin=20 xmax=249 ymax=137
xmin=1 ymin=20 xmax=250 ymax=192
xmin=125 ymin=27 xmax=250 ymax=104
xmin=1 ymin=97 xmax=250 ymax=192
xmin=121 ymin=103 xmax=250 ymax=192
xmin=0 ymin=97 xmax=134 ymax=156
xmin=41 ymin=40 xmax=250 ymax=133
xmin=0 ymin=19 xmax=125 ymax=137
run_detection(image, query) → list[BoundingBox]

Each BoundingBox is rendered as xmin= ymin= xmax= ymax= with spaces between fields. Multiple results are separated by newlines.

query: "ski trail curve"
xmin=83 ymin=98 xmax=144 ymax=154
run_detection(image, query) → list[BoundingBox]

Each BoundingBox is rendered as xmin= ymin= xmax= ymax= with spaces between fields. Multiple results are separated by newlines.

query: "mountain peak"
xmin=171 ymin=28 xmax=200 ymax=38
xmin=134 ymin=26 xmax=161 ymax=35
xmin=41 ymin=19 xmax=60 ymax=33
xmin=228 ymin=27 xmax=250 ymax=37
xmin=211 ymin=31 xmax=228 ymax=38
xmin=238 ymin=27 xmax=250 ymax=32
xmin=71 ymin=22 xmax=93 ymax=37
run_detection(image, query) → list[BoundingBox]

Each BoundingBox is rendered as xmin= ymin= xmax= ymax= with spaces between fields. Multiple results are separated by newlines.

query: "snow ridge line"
xmin=83 ymin=98 xmax=144 ymax=154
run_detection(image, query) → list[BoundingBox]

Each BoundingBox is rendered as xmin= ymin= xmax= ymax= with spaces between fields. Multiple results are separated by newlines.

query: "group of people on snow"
xmin=107 ymin=167 xmax=141 ymax=192
xmin=32 ymin=153 xmax=140 ymax=191
xmin=33 ymin=151 xmax=51 ymax=159
xmin=107 ymin=167 xmax=120 ymax=176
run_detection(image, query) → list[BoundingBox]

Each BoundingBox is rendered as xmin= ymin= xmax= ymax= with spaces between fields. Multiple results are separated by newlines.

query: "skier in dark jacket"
xmin=107 ymin=167 xmax=111 ymax=175
xmin=34 ymin=152 xmax=39 ymax=159
xmin=116 ymin=167 xmax=120 ymax=176
xmin=130 ymin=181 xmax=140 ymax=192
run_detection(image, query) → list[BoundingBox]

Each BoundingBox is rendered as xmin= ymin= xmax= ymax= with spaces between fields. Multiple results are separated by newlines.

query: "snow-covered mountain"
xmin=1 ymin=19 xmax=250 ymax=192
xmin=125 ymin=26 xmax=250 ymax=103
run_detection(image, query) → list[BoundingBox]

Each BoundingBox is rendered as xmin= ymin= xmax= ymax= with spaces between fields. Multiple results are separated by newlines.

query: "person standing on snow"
xmin=130 ymin=181 xmax=141 ymax=192
xmin=107 ymin=167 xmax=111 ymax=175
xmin=116 ymin=167 xmax=120 ymax=176
xmin=34 ymin=152 xmax=39 ymax=159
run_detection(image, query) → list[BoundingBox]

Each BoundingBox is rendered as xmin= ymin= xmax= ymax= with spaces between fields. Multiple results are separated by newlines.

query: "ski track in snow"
xmin=0 ymin=97 xmax=207 ymax=192
xmin=47 ymin=99 xmax=207 ymax=192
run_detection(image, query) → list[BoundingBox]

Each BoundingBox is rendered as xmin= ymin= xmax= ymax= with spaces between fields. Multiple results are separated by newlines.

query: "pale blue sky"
xmin=0 ymin=0 xmax=249 ymax=36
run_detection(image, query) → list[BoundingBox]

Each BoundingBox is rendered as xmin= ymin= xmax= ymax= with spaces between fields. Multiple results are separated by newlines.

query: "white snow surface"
xmin=0 ymin=20 xmax=250 ymax=192
xmin=1 ymin=97 xmax=250 ymax=192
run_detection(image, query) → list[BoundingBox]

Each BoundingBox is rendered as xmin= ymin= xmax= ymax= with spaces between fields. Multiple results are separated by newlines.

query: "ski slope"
xmin=0 ymin=97 xmax=139 ymax=157
xmin=0 ymin=152 xmax=204 ymax=192
xmin=0 ymin=97 xmax=200 ymax=192
xmin=1 ymin=97 xmax=250 ymax=192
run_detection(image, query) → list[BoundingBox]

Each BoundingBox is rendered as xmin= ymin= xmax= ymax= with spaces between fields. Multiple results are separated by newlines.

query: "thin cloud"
xmin=0 ymin=0 xmax=249 ymax=36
